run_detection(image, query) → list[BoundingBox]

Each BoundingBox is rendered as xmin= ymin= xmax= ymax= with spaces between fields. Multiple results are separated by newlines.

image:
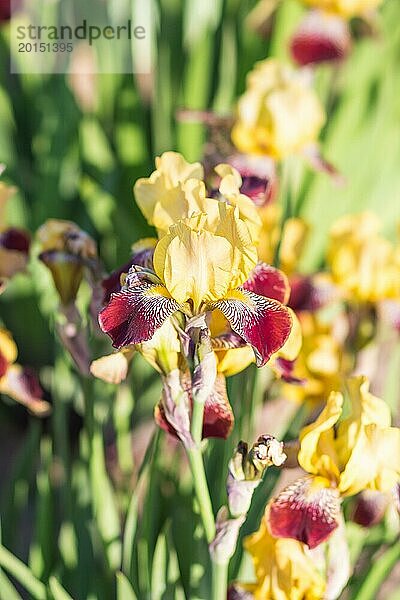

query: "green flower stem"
xmin=186 ymin=445 xmax=216 ymax=544
xmin=190 ymin=396 xmax=205 ymax=445
xmin=211 ymin=561 xmax=228 ymax=600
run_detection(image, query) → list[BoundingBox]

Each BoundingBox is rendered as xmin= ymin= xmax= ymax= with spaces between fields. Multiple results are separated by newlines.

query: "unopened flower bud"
xmin=246 ymin=435 xmax=287 ymax=478
xmin=37 ymin=220 xmax=98 ymax=305
xmin=39 ymin=251 xmax=84 ymax=305
xmin=227 ymin=435 xmax=286 ymax=517
xmin=209 ymin=507 xmax=245 ymax=565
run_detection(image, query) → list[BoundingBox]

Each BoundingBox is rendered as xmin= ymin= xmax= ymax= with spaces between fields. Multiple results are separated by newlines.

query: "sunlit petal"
xmin=268 ymin=475 xmax=341 ymax=549
xmin=99 ymin=281 xmax=180 ymax=349
xmin=298 ymin=391 xmax=343 ymax=481
xmin=213 ymin=288 xmax=292 ymax=367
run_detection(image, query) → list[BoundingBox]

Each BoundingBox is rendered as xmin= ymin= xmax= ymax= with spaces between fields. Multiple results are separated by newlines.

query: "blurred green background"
xmin=0 ymin=0 xmax=400 ymax=598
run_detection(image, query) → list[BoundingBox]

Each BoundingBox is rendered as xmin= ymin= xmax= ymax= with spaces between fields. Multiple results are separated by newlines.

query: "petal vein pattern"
xmin=214 ymin=288 xmax=292 ymax=366
xmin=269 ymin=476 xmax=341 ymax=549
xmin=99 ymin=283 xmax=180 ymax=349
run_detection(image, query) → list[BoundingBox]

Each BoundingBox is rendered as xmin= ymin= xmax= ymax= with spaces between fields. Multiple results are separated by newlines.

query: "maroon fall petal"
xmin=0 ymin=228 xmax=30 ymax=253
xmin=268 ymin=476 xmax=341 ymax=549
xmin=102 ymin=258 xmax=136 ymax=304
xmin=99 ymin=283 xmax=180 ymax=348
xmin=288 ymin=274 xmax=338 ymax=313
xmin=102 ymin=246 xmax=155 ymax=303
xmin=18 ymin=367 xmax=43 ymax=400
xmin=352 ymin=491 xmax=389 ymax=527
xmin=2 ymin=366 xmax=51 ymax=416
xmin=0 ymin=348 xmax=8 ymax=378
xmin=288 ymin=275 xmax=316 ymax=312
xmin=202 ymin=374 xmax=234 ymax=439
xmin=0 ymin=0 xmax=11 ymax=22
xmin=215 ymin=289 xmax=292 ymax=367
xmin=155 ymin=374 xmax=234 ymax=441
xmin=274 ymin=357 xmax=305 ymax=385
xmin=244 ymin=262 xmax=290 ymax=304
xmin=290 ymin=11 xmax=351 ymax=66
xmin=227 ymin=154 xmax=278 ymax=206
xmin=240 ymin=175 xmax=272 ymax=207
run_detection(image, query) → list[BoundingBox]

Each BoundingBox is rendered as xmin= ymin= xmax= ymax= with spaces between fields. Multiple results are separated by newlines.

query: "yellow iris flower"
xmin=268 ymin=376 xmax=400 ymax=549
xmin=232 ymin=58 xmax=325 ymax=159
xmin=282 ymin=314 xmax=346 ymax=405
xmin=134 ymin=152 xmax=261 ymax=243
xmin=327 ymin=212 xmax=400 ymax=303
xmin=0 ymin=328 xmax=50 ymax=415
xmin=37 ymin=219 xmax=98 ymax=305
xmin=301 ymin=0 xmax=384 ymax=19
xmin=298 ymin=376 xmax=400 ymax=496
xmin=243 ymin=515 xmax=326 ymax=600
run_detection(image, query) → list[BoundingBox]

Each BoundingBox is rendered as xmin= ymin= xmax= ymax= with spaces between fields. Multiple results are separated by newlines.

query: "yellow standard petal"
xmin=153 ymin=221 xmax=235 ymax=312
xmin=215 ymin=203 xmax=258 ymax=289
xmin=215 ymin=164 xmax=262 ymax=244
xmin=336 ymin=376 xmax=400 ymax=496
xmin=298 ymin=391 xmax=343 ymax=483
xmin=134 ymin=152 xmax=204 ymax=233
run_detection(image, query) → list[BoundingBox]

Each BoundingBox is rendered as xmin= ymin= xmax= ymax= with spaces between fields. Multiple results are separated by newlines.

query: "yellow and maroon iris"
xmin=99 ymin=205 xmax=292 ymax=369
xmin=0 ymin=328 xmax=50 ymax=415
xmin=268 ymin=376 xmax=400 ymax=548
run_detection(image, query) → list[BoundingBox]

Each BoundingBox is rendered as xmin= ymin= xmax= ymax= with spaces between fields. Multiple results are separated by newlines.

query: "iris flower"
xmin=37 ymin=219 xmax=98 ymax=305
xmin=327 ymin=212 xmax=400 ymax=303
xmin=239 ymin=512 xmax=326 ymax=599
xmin=268 ymin=376 xmax=400 ymax=548
xmin=99 ymin=204 xmax=292 ymax=370
xmin=0 ymin=181 xmax=30 ymax=288
xmin=301 ymin=0 xmax=384 ymax=19
xmin=134 ymin=152 xmax=262 ymax=243
xmin=94 ymin=258 xmax=300 ymax=440
xmin=290 ymin=10 xmax=352 ymax=67
xmin=231 ymin=59 xmax=326 ymax=160
xmin=0 ymin=328 xmax=50 ymax=415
